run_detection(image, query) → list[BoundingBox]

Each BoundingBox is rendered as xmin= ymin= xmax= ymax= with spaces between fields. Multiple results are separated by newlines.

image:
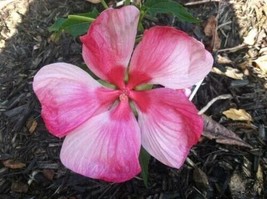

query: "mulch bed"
xmin=0 ymin=0 xmax=266 ymax=198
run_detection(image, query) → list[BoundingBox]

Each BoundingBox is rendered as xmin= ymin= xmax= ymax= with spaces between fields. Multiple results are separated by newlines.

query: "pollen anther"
xmin=119 ymin=93 xmax=128 ymax=101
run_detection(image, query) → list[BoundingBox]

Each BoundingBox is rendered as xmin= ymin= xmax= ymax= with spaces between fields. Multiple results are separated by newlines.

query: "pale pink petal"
xmin=81 ymin=6 xmax=140 ymax=88
xmin=128 ymin=26 xmax=213 ymax=89
xmin=184 ymin=88 xmax=192 ymax=97
xmin=130 ymin=88 xmax=203 ymax=168
xmin=60 ymin=100 xmax=141 ymax=183
xmin=33 ymin=63 xmax=119 ymax=138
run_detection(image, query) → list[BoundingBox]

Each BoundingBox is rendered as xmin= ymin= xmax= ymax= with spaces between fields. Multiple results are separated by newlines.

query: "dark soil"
xmin=0 ymin=0 xmax=266 ymax=198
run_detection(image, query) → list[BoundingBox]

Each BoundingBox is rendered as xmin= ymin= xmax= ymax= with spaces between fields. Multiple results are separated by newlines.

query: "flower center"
xmin=119 ymin=93 xmax=128 ymax=101
xmin=119 ymin=89 xmax=130 ymax=101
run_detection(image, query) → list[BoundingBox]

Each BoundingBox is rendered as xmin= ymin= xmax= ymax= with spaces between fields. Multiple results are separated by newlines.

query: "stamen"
xmin=119 ymin=88 xmax=130 ymax=101
xmin=119 ymin=93 xmax=128 ymax=101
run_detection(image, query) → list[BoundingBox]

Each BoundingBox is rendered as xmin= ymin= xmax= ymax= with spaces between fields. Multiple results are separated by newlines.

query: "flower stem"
xmin=125 ymin=0 xmax=131 ymax=5
xmin=138 ymin=9 xmax=146 ymax=32
xmin=68 ymin=15 xmax=95 ymax=22
xmin=101 ymin=0 xmax=109 ymax=9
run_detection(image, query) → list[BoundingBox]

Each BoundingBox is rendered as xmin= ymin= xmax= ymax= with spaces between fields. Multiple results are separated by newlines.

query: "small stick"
xmin=217 ymin=44 xmax=247 ymax=53
xmin=198 ymin=94 xmax=232 ymax=115
xmin=184 ymin=0 xmax=220 ymax=6
xmin=217 ymin=21 xmax=232 ymax=30
xmin=189 ymin=79 xmax=204 ymax=101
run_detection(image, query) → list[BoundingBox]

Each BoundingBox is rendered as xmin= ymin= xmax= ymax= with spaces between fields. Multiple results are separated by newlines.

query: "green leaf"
xmin=48 ymin=9 xmax=99 ymax=37
xmin=60 ymin=19 xmax=91 ymax=37
xmin=144 ymin=0 xmax=199 ymax=23
xmin=139 ymin=147 xmax=151 ymax=187
xmin=76 ymin=8 xmax=99 ymax=18
xmin=48 ymin=18 xmax=67 ymax=32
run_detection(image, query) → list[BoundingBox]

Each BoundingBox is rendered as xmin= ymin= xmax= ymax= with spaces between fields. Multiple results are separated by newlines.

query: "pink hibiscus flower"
xmin=33 ymin=5 xmax=213 ymax=183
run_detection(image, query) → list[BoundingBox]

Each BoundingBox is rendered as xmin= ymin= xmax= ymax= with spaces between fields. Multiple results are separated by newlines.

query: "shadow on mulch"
xmin=0 ymin=0 xmax=266 ymax=198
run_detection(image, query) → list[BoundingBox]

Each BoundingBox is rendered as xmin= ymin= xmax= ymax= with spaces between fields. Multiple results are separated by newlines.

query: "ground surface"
xmin=0 ymin=0 xmax=266 ymax=198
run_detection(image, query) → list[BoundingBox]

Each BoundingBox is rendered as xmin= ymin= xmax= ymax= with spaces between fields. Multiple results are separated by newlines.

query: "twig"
xmin=100 ymin=0 xmax=109 ymax=9
xmin=189 ymin=79 xmax=204 ymax=101
xmin=184 ymin=0 xmax=220 ymax=6
xmin=217 ymin=44 xmax=248 ymax=53
xmin=198 ymin=94 xmax=232 ymax=115
xmin=217 ymin=21 xmax=232 ymax=30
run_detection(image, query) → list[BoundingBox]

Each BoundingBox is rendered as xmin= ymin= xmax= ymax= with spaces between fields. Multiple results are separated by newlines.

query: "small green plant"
xmin=49 ymin=0 xmax=199 ymax=38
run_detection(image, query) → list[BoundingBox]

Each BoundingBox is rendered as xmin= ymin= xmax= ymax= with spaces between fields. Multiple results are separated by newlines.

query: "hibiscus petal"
xmin=60 ymin=100 xmax=141 ymax=183
xmin=128 ymin=26 xmax=213 ymax=89
xmin=130 ymin=88 xmax=203 ymax=168
xmin=33 ymin=63 xmax=119 ymax=138
xmin=81 ymin=6 xmax=140 ymax=88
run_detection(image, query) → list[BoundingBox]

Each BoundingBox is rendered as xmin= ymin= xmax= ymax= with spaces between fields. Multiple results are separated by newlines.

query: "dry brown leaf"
xmin=202 ymin=115 xmax=252 ymax=148
xmin=11 ymin=182 xmax=28 ymax=193
xmin=42 ymin=169 xmax=55 ymax=181
xmin=243 ymin=28 xmax=258 ymax=45
xmin=223 ymin=108 xmax=252 ymax=122
xmin=2 ymin=159 xmax=26 ymax=169
xmin=225 ymin=67 xmax=244 ymax=79
xmin=212 ymin=34 xmax=221 ymax=51
xmin=204 ymin=16 xmax=221 ymax=51
xmin=204 ymin=16 xmax=216 ymax=36
xmin=254 ymin=55 xmax=267 ymax=74
xmin=212 ymin=66 xmax=244 ymax=79
xmin=259 ymin=47 xmax=267 ymax=55
xmin=217 ymin=54 xmax=232 ymax=64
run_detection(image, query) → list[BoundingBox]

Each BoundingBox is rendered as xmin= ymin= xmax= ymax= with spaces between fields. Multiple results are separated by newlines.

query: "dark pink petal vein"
xmin=81 ymin=6 xmax=140 ymax=88
xmin=130 ymin=88 xmax=203 ymax=168
xmin=60 ymin=100 xmax=141 ymax=182
xmin=128 ymin=26 xmax=213 ymax=89
xmin=33 ymin=63 xmax=119 ymax=137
